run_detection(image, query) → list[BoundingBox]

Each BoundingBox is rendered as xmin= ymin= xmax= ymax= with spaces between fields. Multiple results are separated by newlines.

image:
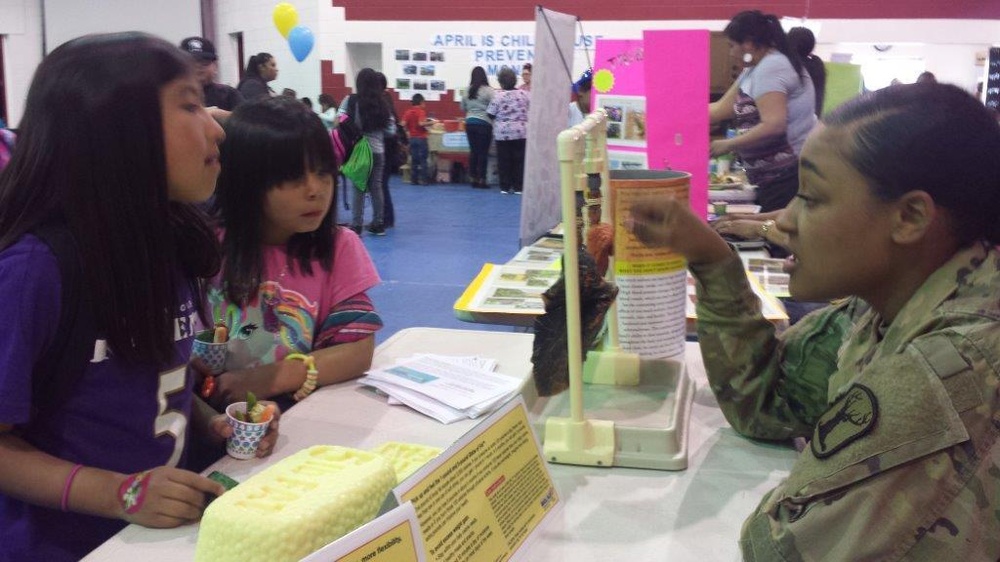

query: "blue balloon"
xmin=287 ymin=25 xmax=314 ymax=62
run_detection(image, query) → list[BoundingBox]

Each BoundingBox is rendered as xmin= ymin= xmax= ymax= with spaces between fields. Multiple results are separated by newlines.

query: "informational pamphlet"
xmin=360 ymin=355 xmax=522 ymax=424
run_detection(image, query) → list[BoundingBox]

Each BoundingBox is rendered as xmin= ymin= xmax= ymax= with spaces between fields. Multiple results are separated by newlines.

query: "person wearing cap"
xmin=180 ymin=36 xmax=244 ymax=113
xmin=568 ymin=68 xmax=593 ymax=127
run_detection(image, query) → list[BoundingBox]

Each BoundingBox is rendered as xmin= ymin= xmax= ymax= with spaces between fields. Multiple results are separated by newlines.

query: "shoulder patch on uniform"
xmin=811 ymin=384 xmax=878 ymax=459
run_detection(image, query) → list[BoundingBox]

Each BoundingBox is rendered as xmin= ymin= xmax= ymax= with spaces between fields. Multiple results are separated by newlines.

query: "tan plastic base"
xmin=542 ymin=417 xmax=616 ymax=467
xmin=583 ymin=348 xmax=641 ymax=386
xmin=526 ymin=357 xmax=694 ymax=471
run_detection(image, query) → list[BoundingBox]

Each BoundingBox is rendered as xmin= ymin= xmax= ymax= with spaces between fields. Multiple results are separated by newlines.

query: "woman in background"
xmin=461 ymin=66 xmax=494 ymax=189
xmin=377 ymin=71 xmax=399 ymax=228
xmin=317 ymin=93 xmax=338 ymax=131
xmin=519 ymin=62 xmax=532 ymax=91
xmin=709 ymin=10 xmax=817 ymax=212
xmin=788 ymin=27 xmax=826 ymax=117
xmin=487 ymin=67 xmax=530 ymax=194
xmin=238 ymin=53 xmax=278 ymax=101
xmin=338 ymin=68 xmax=395 ymax=236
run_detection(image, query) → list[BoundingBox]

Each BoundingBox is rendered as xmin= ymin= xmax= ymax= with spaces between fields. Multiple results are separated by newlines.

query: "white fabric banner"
xmin=519 ymin=7 xmax=577 ymax=246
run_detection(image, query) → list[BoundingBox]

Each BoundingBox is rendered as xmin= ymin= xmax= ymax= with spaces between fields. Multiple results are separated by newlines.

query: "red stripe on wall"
xmin=332 ymin=1 xmax=1000 ymax=21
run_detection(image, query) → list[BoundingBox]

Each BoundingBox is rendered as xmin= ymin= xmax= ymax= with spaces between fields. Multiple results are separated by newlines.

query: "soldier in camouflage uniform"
xmin=626 ymin=83 xmax=1000 ymax=561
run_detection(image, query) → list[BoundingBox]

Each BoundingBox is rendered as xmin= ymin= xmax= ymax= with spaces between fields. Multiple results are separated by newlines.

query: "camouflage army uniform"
xmin=690 ymin=241 xmax=1000 ymax=561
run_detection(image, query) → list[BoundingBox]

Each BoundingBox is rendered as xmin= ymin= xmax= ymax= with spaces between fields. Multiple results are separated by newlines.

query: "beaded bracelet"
xmin=286 ymin=353 xmax=319 ymax=401
xmin=61 ymin=464 xmax=83 ymax=512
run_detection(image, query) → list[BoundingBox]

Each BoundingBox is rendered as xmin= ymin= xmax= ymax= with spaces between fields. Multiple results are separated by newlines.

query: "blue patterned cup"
xmin=191 ymin=330 xmax=227 ymax=375
xmin=225 ymin=402 xmax=272 ymax=460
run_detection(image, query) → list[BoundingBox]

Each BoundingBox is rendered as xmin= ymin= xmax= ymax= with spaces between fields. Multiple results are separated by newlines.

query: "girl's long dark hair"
xmin=215 ymin=97 xmax=338 ymax=305
xmin=0 ymin=32 xmax=220 ymax=365
xmin=725 ymin=11 xmax=805 ymax=81
xmin=469 ymin=66 xmax=489 ymax=100
xmin=354 ymin=68 xmax=391 ymax=133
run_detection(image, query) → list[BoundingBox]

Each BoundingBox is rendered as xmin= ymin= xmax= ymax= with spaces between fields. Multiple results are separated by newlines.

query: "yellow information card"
xmin=302 ymin=502 xmax=426 ymax=562
xmin=394 ymin=397 xmax=559 ymax=561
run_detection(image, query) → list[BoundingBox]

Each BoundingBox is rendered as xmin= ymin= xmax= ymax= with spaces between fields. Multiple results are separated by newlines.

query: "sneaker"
xmin=367 ymin=224 xmax=387 ymax=236
xmin=500 ymin=189 xmax=510 ymax=194
xmin=513 ymin=189 xmax=523 ymax=195
xmin=349 ymin=225 xmax=363 ymax=236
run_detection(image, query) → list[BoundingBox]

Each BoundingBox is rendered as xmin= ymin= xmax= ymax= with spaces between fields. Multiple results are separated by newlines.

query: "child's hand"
xmin=120 ymin=467 xmax=225 ymax=528
xmin=208 ymin=403 xmax=282 ymax=457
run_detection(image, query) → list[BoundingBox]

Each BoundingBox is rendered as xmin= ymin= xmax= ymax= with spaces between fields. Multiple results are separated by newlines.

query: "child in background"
xmin=317 ymin=93 xmax=338 ymax=131
xmin=402 ymin=93 xmax=434 ymax=185
xmin=0 ymin=33 xmax=279 ymax=562
xmin=203 ymin=96 xmax=383 ymax=412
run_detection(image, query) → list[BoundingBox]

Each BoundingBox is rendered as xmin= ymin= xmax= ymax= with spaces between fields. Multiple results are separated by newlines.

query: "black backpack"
xmin=331 ymin=95 xmax=364 ymax=167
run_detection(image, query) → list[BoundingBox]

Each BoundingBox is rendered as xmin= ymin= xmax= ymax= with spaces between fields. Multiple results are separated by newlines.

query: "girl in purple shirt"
xmin=0 ymin=33 xmax=279 ymax=562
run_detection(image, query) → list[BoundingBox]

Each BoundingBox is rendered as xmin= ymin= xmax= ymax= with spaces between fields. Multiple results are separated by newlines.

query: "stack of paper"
xmin=359 ymin=355 xmax=522 ymax=424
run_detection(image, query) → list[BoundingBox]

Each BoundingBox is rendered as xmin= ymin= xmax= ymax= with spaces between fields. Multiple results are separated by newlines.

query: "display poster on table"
xmin=593 ymin=38 xmax=648 ymax=171
xmin=302 ymin=502 xmax=426 ymax=562
xmin=392 ymin=397 xmax=559 ymax=561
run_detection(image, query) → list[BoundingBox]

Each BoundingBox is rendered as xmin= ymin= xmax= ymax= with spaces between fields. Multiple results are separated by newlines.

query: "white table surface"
xmin=85 ymin=327 xmax=796 ymax=562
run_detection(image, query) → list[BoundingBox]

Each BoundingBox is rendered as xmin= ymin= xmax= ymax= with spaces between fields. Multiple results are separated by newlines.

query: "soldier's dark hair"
xmin=823 ymin=83 xmax=1000 ymax=245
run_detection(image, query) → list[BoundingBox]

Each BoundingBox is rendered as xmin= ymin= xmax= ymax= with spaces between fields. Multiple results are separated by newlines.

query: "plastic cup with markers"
xmin=225 ymin=392 xmax=276 ymax=460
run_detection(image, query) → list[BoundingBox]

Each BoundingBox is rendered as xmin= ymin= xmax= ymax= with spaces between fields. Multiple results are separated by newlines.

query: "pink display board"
xmin=643 ymin=29 xmax=709 ymax=219
xmin=592 ymin=33 xmax=709 ymax=219
xmin=592 ymin=39 xmax=647 ymax=162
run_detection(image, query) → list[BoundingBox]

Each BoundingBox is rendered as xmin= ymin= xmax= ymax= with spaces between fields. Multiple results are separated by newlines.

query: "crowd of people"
xmin=0 ymin=12 xmax=997 ymax=562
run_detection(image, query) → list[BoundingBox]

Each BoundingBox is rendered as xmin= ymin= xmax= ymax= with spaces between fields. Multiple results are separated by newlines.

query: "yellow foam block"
xmin=195 ymin=446 xmax=396 ymax=562
xmin=370 ymin=442 xmax=442 ymax=483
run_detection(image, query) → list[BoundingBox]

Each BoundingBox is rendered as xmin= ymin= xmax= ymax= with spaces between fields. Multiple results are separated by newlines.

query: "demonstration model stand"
xmin=529 ymin=110 xmax=694 ymax=471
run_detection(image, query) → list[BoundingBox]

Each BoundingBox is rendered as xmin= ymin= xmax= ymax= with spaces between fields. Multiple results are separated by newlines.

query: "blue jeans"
xmin=409 ymin=137 xmax=428 ymax=183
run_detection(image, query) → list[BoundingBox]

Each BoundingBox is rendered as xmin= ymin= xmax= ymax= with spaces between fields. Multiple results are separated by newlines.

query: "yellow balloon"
xmin=272 ymin=3 xmax=298 ymax=39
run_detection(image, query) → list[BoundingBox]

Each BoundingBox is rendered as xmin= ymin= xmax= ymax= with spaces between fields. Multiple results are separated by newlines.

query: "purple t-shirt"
xmin=0 ymin=234 xmax=199 ymax=561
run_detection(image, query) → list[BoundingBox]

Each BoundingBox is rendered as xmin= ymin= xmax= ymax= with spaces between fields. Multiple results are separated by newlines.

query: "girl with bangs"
xmin=202 ymin=96 xmax=382 ymax=412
